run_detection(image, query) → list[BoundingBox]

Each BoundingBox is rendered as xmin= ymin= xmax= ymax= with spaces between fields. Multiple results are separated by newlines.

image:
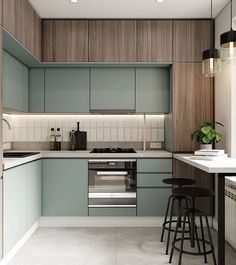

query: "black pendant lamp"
xmin=220 ymin=0 xmax=236 ymax=62
xmin=202 ymin=0 xmax=221 ymax=77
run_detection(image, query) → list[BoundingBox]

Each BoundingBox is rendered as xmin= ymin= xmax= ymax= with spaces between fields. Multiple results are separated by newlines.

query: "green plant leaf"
xmin=215 ymin=132 xmax=223 ymax=142
xmin=202 ymin=136 xmax=211 ymax=144
xmin=207 ymin=131 xmax=215 ymax=141
xmin=201 ymin=126 xmax=211 ymax=135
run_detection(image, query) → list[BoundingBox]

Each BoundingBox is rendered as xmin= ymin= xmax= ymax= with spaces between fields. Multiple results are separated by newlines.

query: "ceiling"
xmin=29 ymin=0 xmax=229 ymax=19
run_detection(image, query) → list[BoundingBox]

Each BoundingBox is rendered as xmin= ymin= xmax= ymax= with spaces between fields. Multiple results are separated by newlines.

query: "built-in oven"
xmin=88 ymin=159 xmax=137 ymax=208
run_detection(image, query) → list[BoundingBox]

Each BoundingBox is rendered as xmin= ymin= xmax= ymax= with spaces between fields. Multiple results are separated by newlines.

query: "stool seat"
xmin=163 ymin=178 xmax=196 ymax=186
xmin=173 ymin=187 xmax=212 ymax=198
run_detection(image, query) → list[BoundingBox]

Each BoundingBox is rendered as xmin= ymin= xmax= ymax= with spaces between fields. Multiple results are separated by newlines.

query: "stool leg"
xmin=178 ymin=210 xmax=188 ymax=265
xmin=166 ymin=197 xmax=175 ymax=255
xmin=169 ymin=209 xmax=183 ymax=263
xmin=194 ymin=222 xmax=202 ymax=255
xmin=177 ymin=197 xmax=182 ymax=228
xmin=161 ymin=195 xmax=172 ymax=242
xmin=204 ymin=214 xmax=217 ymax=265
xmin=199 ymin=212 xmax=208 ymax=263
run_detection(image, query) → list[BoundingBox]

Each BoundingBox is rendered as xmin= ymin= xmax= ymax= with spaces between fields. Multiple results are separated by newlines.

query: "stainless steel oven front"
xmin=88 ymin=159 xmax=137 ymax=208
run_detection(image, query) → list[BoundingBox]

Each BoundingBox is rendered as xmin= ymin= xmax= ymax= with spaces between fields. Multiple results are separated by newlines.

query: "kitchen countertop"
xmin=3 ymin=150 xmax=172 ymax=170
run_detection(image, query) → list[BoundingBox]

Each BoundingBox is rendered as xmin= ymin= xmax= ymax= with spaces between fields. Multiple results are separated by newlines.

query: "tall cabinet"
xmin=166 ymin=20 xmax=214 ymax=215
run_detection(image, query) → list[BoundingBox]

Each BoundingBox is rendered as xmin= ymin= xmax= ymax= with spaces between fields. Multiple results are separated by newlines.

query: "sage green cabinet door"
xmin=42 ymin=159 xmax=88 ymax=216
xmin=90 ymin=68 xmax=135 ymax=112
xmin=136 ymin=68 xmax=169 ymax=113
xmin=137 ymin=159 xmax=172 ymax=173
xmin=26 ymin=160 xmax=41 ymax=230
xmin=137 ymin=188 xmax=171 ymax=216
xmin=29 ymin=68 xmax=45 ymax=113
xmin=45 ymin=68 xmax=89 ymax=113
xmin=3 ymin=165 xmax=27 ymax=255
xmin=3 ymin=51 xmax=28 ymax=112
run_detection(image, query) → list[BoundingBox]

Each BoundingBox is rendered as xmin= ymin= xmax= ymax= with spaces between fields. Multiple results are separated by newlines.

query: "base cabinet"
xmin=42 ymin=159 xmax=88 ymax=216
xmin=3 ymin=160 xmax=41 ymax=255
xmin=89 ymin=208 xmax=136 ymax=216
xmin=137 ymin=188 xmax=171 ymax=216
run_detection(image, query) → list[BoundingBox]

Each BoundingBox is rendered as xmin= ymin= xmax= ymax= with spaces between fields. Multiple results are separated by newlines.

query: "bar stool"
xmin=169 ymin=187 xmax=217 ymax=265
xmin=160 ymin=178 xmax=196 ymax=254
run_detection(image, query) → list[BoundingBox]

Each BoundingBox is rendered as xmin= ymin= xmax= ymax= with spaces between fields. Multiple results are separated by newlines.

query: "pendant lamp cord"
xmin=231 ymin=0 xmax=233 ymax=29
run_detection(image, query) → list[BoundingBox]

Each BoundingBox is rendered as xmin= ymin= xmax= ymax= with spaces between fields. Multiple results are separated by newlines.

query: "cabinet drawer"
xmin=137 ymin=173 xmax=172 ymax=187
xmin=137 ymin=159 xmax=172 ymax=173
xmin=137 ymin=188 xmax=171 ymax=216
xmin=89 ymin=207 xmax=136 ymax=216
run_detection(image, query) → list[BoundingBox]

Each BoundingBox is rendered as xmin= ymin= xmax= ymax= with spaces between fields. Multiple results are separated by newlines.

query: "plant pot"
xmin=200 ymin=144 xmax=213 ymax=150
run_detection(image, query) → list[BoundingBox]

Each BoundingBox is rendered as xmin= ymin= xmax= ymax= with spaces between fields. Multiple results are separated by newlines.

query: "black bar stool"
xmin=160 ymin=178 xmax=196 ymax=254
xmin=169 ymin=187 xmax=217 ymax=265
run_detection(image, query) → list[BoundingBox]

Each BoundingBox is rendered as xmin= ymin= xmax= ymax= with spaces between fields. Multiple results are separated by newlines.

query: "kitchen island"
xmin=174 ymin=153 xmax=236 ymax=265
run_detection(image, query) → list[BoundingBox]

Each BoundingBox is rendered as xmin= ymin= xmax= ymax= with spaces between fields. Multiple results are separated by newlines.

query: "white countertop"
xmin=174 ymin=153 xmax=236 ymax=174
xmin=3 ymin=150 xmax=172 ymax=170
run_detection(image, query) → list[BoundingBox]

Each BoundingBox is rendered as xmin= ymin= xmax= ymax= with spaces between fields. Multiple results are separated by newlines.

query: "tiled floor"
xmin=8 ymin=227 xmax=236 ymax=265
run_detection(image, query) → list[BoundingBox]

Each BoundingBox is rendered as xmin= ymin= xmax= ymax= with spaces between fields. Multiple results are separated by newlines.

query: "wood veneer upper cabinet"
xmin=42 ymin=20 xmax=88 ymax=62
xmin=2 ymin=0 xmax=41 ymax=59
xmin=89 ymin=20 xmax=136 ymax=62
xmin=172 ymin=63 xmax=213 ymax=152
xmin=137 ymin=20 xmax=172 ymax=62
xmin=173 ymin=20 xmax=212 ymax=62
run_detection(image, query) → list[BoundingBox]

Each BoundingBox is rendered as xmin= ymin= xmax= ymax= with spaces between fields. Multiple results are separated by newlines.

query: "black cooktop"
xmin=90 ymin=148 xmax=136 ymax=153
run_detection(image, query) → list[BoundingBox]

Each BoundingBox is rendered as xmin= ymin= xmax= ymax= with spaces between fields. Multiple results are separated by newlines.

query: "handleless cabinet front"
xmin=90 ymin=68 xmax=135 ymax=112
xmin=45 ymin=68 xmax=89 ymax=113
xmin=42 ymin=159 xmax=88 ymax=216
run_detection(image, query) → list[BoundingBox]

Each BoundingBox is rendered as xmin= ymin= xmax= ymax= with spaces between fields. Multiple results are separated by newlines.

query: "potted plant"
xmin=191 ymin=122 xmax=224 ymax=149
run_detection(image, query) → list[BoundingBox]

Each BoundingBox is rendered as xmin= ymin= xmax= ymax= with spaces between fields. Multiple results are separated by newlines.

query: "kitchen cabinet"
xmin=136 ymin=68 xmax=170 ymax=113
xmin=172 ymin=63 xmax=213 ymax=152
xmin=89 ymin=208 xmax=136 ymax=216
xmin=42 ymin=20 xmax=88 ymax=62
xmin=3 ymin=160 xmax=41 ymax=255
xmin=3 ymin=51 xmax=28 ymax=112
xmin=42 ymin=159 xmax=88 ymax=216
xmin=137 ymin=159 xmax=172 ymax=216
xmin=3 ymin=165 xmax=26 ymax=255
xmin=137 ymin=20 xmax=173 ymax=62
xmin=173 ymin=20 xmax=212 ymax=62
xmin=29 ymin=68 xmax=45 ymax=113
xmin=90 ymin=68 xmax=135 ymax=112
xmin=137 ymin=188 xmax=171 ymax=216
xmin=3 ymin=0 xmax=41 ymax=59
xmin=26 ymin=160 xmax=41 ymax=230
xmin=89 ymin=20 xmax=136 ymax=62
xmin=45 ymin=68 xmax=89 ymax=113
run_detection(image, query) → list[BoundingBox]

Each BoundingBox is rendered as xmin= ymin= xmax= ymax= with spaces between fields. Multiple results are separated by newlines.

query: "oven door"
xmin=88 ymin=160 xmax=137 ymax=207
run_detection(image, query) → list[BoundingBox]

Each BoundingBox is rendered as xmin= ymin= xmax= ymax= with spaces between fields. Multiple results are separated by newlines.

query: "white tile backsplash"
xmin=3 ymin=114 xmax=165 ymax=145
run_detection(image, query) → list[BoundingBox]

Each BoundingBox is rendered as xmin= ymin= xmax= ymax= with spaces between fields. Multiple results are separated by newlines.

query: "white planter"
xmin=200 ymin=144 xmax=213 ymax=150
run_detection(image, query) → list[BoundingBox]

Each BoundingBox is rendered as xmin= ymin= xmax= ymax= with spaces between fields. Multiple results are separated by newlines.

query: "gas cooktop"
xmin=90 ymin=148 xmax=136 ymax=153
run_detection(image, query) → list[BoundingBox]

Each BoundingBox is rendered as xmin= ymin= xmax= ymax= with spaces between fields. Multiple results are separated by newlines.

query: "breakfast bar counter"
xmin=174 ymin=153 xmax=236 ymax=265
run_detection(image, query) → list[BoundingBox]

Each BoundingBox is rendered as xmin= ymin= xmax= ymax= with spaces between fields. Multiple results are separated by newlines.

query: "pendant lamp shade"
xmin=202 ymin=0 xmax=221 ymax=77
xmin=202 ymin=48 xmax=221 ymax=77
xmin=220 ymin=28 xmax=236 ymax=63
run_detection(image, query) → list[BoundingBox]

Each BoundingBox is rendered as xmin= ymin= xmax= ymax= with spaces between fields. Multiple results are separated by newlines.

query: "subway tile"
xmin=104 ymin=128 xmax=111 ymax=141
xmin=111 ymin=129 xmax=118 ymax=141
xmin=158 ymin=129 xmax=165 ymax=142
xmin=27 ymin=128 xmax=35 ymax=141
xmin=89 ymin=128 xmax=97 ymax=142
xmin=117 ymin=128 xmax=124 ymax=141
xmin=131 ymin=129 xmax=138 ymax=141
xmin=97 ymin=128 xmax=104 ymax=141
xmin=124 ymin=128 xmax=131 ymax=141
xmin=34 ymin=128 xmax=42 ymax=141
xmin=41 ymin=128 xmax=48 ymax=142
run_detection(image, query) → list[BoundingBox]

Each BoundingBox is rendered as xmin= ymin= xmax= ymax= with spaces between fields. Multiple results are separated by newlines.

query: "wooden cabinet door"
xmin=42 ymin=20 xmax=88 ymax=62
xmin=42 ymin=159 xmax=88 ymax=216
xmin=172 ymin=63 xmax=213 ymax=152
xmin=173 ymin=20 xmax=212 ymax=62
xmin=89 ymin=20 xmax=136 ymax=62
xmin=3 ymin=0 xmax=41 ymax=59
xmin=137 ymin=20 xmax=172 ymax=62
